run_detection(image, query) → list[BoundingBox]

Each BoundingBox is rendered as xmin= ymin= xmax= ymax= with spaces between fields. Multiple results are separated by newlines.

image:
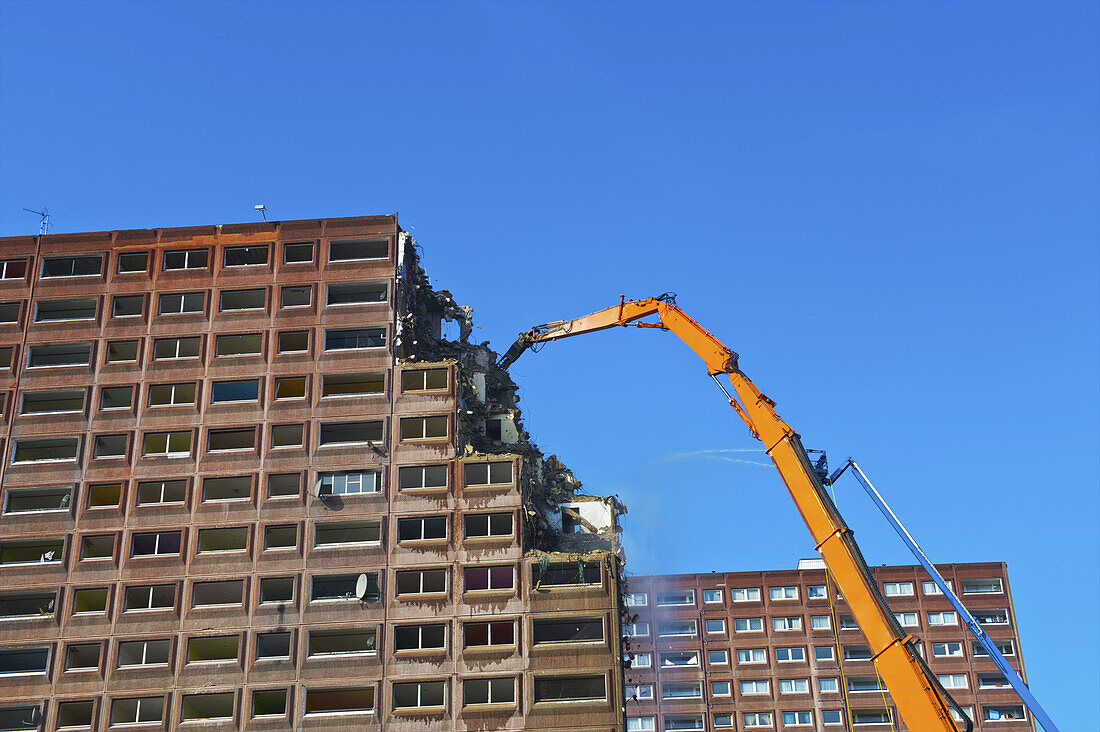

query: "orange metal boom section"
xmin=509 ymin=297 xmax=961 ymax=732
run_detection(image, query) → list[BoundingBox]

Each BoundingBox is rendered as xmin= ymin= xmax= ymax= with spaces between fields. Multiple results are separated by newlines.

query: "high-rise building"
xmin=0 ymin=215 xmax=626 ymax=731
xmin=622 ymin=561 xmax=1033 ymax=732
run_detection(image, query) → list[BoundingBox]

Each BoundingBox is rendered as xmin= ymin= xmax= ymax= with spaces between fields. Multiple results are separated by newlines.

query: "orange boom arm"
xmin=500 ymin=295 xmax=964 ymax=732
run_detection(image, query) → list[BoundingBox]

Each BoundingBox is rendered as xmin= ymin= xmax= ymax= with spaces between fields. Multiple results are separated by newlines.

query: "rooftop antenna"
xmin=23 ymin=207 xmax=49 ymax=235
xmin=253 ymin=204 xmax=267 ymax=221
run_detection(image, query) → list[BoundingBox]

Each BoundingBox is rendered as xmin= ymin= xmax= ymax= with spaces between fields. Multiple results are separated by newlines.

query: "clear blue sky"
xmin=2 ymin=0 xmax=1096 ymax=725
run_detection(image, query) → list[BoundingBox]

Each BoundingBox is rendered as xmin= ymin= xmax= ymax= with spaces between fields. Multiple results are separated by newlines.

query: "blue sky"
xmin=1 ymin=0 xmax=1096 ymax=725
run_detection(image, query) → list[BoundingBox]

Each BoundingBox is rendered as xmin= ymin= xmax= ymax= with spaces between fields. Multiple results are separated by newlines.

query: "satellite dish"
xmin=355 ymin=574 xmax=369 ymax=600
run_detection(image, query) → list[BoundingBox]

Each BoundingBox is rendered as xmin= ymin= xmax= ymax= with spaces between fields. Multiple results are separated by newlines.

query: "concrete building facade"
xmin=0 ymin=216 xmax=625 ymax=732
xmin=622 ymin=561 xmax=1033 ymax=732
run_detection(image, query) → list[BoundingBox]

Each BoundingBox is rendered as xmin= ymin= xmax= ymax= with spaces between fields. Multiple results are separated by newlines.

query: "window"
xmin=734 ymin=617 xmax=763 ymax=632
xmin=215 ymin=333 xmax=262 ymax=356
xmin=261 ymin=577 xmax=297 ymax=603
xmin=277 ymin=330 xmax=309 ymax=352
xmin=894 ymin=611 xmax=919 ymax=627
xmin=623 ymin=592 xmax=648 ymax=607
xmin=975 ymin=609 xmax=1010 ymax=624
xmin=255 ymin=632 xmax=291 ymax=659
xmin=180 ymin=693 xmax=234 ymax=722
xmin=810 ymin=615 xmax=832 ymax=630
xmin=397 ymin=516 xmax=447 ymax=542
xmin=12 ymin=436 xmax=79 ymax=463
xmin=396 ymin=569 xmax=447 ymax=596
xmin=461 ymin=677 xmax=514 ymax=707
xmin=657 ymin=589 xmax=695 ymax=606
xmin=662 ymin=682 xmax=703 ymax=699
xmin=124 ymin=585 xmax=175 ymax=611
xmin=737 ymin=648 xmax=766 ymax=664
xmin=818 ymin=677 xmax=839 ymax=693
xmin=883 ymin=581 xmax=915 ymax=597
xmin=627 ymin=718 xmax=656 ymax=732
xmin=779 ymin=678 xmax=809 ymax=694
xmin=932 ymin=641 xmax=964 ymax=658
xmin=973 ymin=639 xmax=1015 ymax=657
xmin=838 ymin=614 xmax=859 ymax=630
xmin=0 ymin=301 xmax=18 ymax=323
xmin=280 ymin=284 xmax=311 ymax=307
xmin=664 ymin=716 xmax=705 ymax=731
xmin=400 ymin=368 xmax=448 ymax=392
xmin=707 ymin=649 xmax=728 ymax=665
xmin=807 ymin=584 xmax=827 ymax=599
xmin=186 ymin=635 xmax=240 ymax=663
xmin=308 ymin=629 xmax=377 ymax=657
xmin=626 ymin=652 xmax=651 ymax=668
xmin=815 ymin=645 xmax=836 ymax=661
xmin=210 ymin=379 xmax=259 ymax=403
xmin=928 ymin=610 xmax=958 ymax=626
xmin=105 ymin=340 xmax=138 ymax=362
xmin=157 ymin=291 xmax=204 ymax=315
xmin=196 ymin=526 xmax=248 ymax=553
xmin=21 ymin=388 xmax=85 ymax=413
xmin=776 ymin=646 xmax=805 ymax=662
xmin=36 ymin=297 xmax=97 ymax=321
xmin=0 ymin=590 xmax=57 ymax=620
xmin=938 ymin=673 xmax=969 ymax=689
xmin=325 ymin=327 xmax=386 ymax=349
xmin=130 ymin=531 xmax=182 ymax=557
xmin=117 ymin=252 xmax=148 ymax=273
xmin=0 ymin=259 xmax=27 ymax=279
xmin=220 ymin=243 xmax=270 ymax=266
xmin=153 ymin=336 xmax=200 ymax=360
xmin=303 ymin=686 xmax=375 ymax=716
xmin=80 ymin=535 xmax=115 ymax=560
xmin=72 ymin=588 xmax=108 ymax=613
xmin=92 ymin=434 xmax=126 ymax=459
xmin=109 ymin=697 xmax=164 ymax=725
xmin=743 ymin=712 xmax=773 ymax=728
xmin=267 ymin=472 xmax=300 ymax=497
xmin=703 ymin=589 xmax=723 ymax=603
xmin=220 ymin=288 xmax=265 ymax=311
xmin=773 ymin=616 xmax=802 ymax=631
xmin=393 ymin=680 xmax=446 ymax=710
xmin=271 ymin=423 xmax=304 ymax=448
xmin=533 ymin=675 xmax=605 ymax=703
xmin=978 ymin=673 xmax=1011 ymax=690
xmin=622 ymin=621 xmax=649 ymax=637
xmin=923 ymin=579 xmax=952 ymax=595
xmin=658 ymin=620 xmax=697 ymax=637
xmin=705 ymin=618 xmax=726 ymax=633
xmin=329 ymin=237 xmax=387 ymax=261
xmin=464 ymin=460 xmax=513 ymax=487
xmin=394 ymin=624 xmax=446 ymax=652
xmin=710 ymin=681 xmax=731 ymax=697
xmin=843 ymin=645 xmax=872 ymax=660
xmin=313 ymin=519 xmax=381 ymax=546
xmin=274 ymin=376 xmax=306 ymax=400
xmin=532 ymin=560 xmax=600 ymax=586
xmin=192 ymin=580 xmax=244 ymax=607
xmin=822 ymin=710 xmax=843 ymax=725
xmin=283 ymin=241 xmax=314 ymax=263
xmin=740 ymin=680 xmax=770 ymax=695
xmin=463 ymin=512 xmax=513 ymax=538
xmin=0 ymin=538 xmax=64 ymax=565
xmin=111 ymin=294 xmax=143 ymax=317
xmin=42 ymin=255 xmax=101 ymax=278
xmin=533 ymin=618 xmax=602 ymax=644
xmin=136 ymin=480 xmax=187 ymax=505
xmin=147 ymin=382 xmax=196 ymax=406
xmin=163 ymin=248 xmax=208 ymax=270
xmin=318 ymin=420 xmax=383 ymax=445
xmin=64 ymin=643 xmax=101 ymax=671
xmin=464 ymin=620 xmax=514 ymax=648
xmin=142 ymin=430 xmax=191 ymax=457
xmin=202 ymin=476 xmax=251 ymax=501
xmin=0 ymin=346 xmax=12 ymax=368
xmin=317 ymin=470 xmax=381 ymax=496
xmin=852 ymin=709 xmax=892 ymax=725
xmin=399 ymin=415 xmax=447 ymax=440
xmin=714 ymin=713 xmax=734 ymax=729
xmin=28 ymin=342 xmax=92 ymax=367
xmin=465 ymin=566 xmax=514 ymax=592
xmin=207 ymin=427 xmax=255 ymax=451
xmin=983 ymin=705 xmax=1026 ymax=721
xmin=769 ymin=585 xmax=798 ymax=601
xmin=3 ymin=486 xmax=72 ymax=514
xmin=327 ymin=281 xmax=387 ymax=305
xmin=117 ymin=639 xmax=170 ymax=667
xmin=782 ymin=711 xmax=813 ymax=727
xmin=100 ymin=386 xmax=132 ymax=410
xmin=322 ymin=372 xmax=384 ymax=397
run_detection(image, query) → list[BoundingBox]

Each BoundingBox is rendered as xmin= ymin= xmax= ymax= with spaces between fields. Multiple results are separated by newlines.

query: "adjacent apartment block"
xmin=622 ymin=561 xmax=1033 ymax=732
xmin=0 ymin=215 xmax=626 ymax=732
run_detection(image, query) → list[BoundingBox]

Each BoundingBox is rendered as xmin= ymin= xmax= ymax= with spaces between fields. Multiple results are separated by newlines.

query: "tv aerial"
xmin=23 ymin=207 xmax=49 ymax=235
xmin=254 ymin=204 xmax=267 ymax=221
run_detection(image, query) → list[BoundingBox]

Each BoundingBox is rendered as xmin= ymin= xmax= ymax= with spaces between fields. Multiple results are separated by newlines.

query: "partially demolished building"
xmin=0 ymin=215 xmax=626 ymax=731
